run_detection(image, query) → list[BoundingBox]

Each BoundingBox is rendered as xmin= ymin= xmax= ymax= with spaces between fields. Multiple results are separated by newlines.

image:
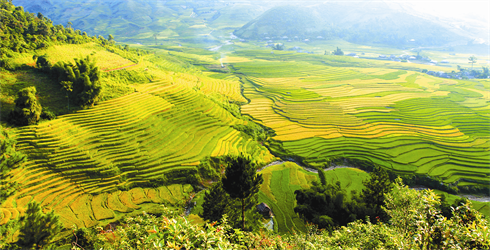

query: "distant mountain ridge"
xmin=12 ymin=0 xmax=486 ymax=47
xmin=12 ymin=0 xmax=267 ymax=44
xmin=234 ymin=1 xmax=472 ymax=47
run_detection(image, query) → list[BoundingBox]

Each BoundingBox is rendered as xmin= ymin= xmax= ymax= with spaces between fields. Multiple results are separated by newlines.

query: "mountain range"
xmin=12 ymin=0 xmax=489 ymax=47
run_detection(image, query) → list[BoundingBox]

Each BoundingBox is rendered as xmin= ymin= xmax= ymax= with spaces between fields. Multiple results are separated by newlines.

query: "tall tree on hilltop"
xmin=221 ymin=155 xmax=263 ymax=230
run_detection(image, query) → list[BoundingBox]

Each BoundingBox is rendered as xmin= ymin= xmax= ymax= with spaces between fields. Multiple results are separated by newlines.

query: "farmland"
xmin=258 ymin=163 xmax=371 ymax=233
xmin=234 ymin=51 xmax=489 ymax=186
xmin=1 ymin=37 xmax=489 ymax=235
xmin=1 ymin=68 xmax=273 ymax=227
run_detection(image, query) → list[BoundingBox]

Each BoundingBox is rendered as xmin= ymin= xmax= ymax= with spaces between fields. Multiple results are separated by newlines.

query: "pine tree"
xmin=360 ymin=165 xmax=393 ymax=222
xmin=201 ymin=181 xmax=230 ymax=223
xmin=17 ymin=202 xmax=62 ymax=249
xmin=221 ymin=155 xmax=263 ymax=230
xmin=0 ymin=126 xmax=26 ymax=203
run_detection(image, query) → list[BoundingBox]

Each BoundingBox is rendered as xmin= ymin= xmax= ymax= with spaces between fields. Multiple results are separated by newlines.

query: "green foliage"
xmin=232 ymin=120 xmax=272 ymax=143
xmin=43 ymin=55 xmax=102 ymax=108
xmin=201 ymin=182 xmax=230 ymax=223
xmin=0 ymin=220 xmax=20 ymax=249
xmin=295 ymin=166 xmax=395 ymax=230
xmin=196 ymin=157 xmax=224 ymax=181
xmin=384 ymin=178 xmax=490 ymax=249
xmin=7 ymin=86 xmax=42 ymax=126
xmin=72 ymin=227 xmax=100 ymax=250
xmin=0 ymin=126 xmax=26 ymax=203
xmin=221 ymin=154 xmax=264 ymax=230
xmin=272 ymin=44 xmax=284 ymax=50
xmin=359 ymin=165 xmax=393 ymax=222
xmin=61 ymin=186 xmax=489 ymax=250
xmin=17 ymin=202 xmax=62 ymax=249
xmin=294 ymin=180 xmax=357 ymax=230
xmin=333 ymin=47 xmax=344 ymax=55
xmin=0 ymin=0 xmax=92 ymax=58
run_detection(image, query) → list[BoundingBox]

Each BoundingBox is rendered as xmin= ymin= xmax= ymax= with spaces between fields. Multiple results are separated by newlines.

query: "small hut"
xmin=257 ymin=202 xmax=273 ymax=217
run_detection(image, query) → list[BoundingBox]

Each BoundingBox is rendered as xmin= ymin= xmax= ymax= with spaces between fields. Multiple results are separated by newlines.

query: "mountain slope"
xmin=234 ymin=2 xmax=467 ymax=46
xmin=12 ymin=0 xmax=267 ymax=44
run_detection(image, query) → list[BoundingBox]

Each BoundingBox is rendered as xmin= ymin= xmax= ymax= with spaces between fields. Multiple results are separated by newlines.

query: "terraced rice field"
xmin=237 ymin=60 xmax=489 ymax=186
xmin=258 ymin=162 xmax=318 ymax=233
xmin=1 ymin=79 xmax=273 ymax=227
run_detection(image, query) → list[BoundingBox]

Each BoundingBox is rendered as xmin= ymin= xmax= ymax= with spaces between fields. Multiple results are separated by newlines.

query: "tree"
xmin=17 ymin=202 xmax=62 ymax=249
xmin=272 ymin=43 xmax=284 ymax=50
xmin=201 ymin=182 xmax=230 ymax=223
xmin=7 ymin=86 xmax=42 ymax=126
xmin=60 ymin=81 xmax=73 ymax=110
xmin=0 ymin=126 xmax=26 ymax=203
xmin=108 ymin=34 xmax=114 ymax=44
xmin=360 ymin=165 xmax=393 ymax=222
xmin=295 ymin=180 xmax=357 ymax=230
xmin=468 ymin=55 xmax=477 ymax=69
xmin=153 ymin=33 xmax=159 ymax=45
xmin=50 ymin=55 xmax=102 ymax=108
xmin=457 ymin=65 xmax=464 ymax=72
xmin=221 ymin=155 xmax=263 ymax=230
xmin=333 ymin=47 xmax=344 ymax=55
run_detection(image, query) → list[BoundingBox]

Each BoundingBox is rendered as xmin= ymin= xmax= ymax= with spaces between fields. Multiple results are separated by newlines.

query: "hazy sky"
xmin=279 ymin=0 xmax=489 ymax=22
xmin=408 ymin=0 xmax=489 ymax=22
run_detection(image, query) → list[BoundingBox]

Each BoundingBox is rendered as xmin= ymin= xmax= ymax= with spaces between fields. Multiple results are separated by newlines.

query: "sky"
xmin=275 ymin=0 xmax=490 ymax=22
xmin=408 ymin=0 xmax=489 ymax=22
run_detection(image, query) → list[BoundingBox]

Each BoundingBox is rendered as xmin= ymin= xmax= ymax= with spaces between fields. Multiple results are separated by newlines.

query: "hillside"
xmin=11 ymin=0 xmax=267 ymax=45
xmin=1 ymin=0 xmax=489 ymax=248
xmin=234 ymin=2 xmax=467 ymax=47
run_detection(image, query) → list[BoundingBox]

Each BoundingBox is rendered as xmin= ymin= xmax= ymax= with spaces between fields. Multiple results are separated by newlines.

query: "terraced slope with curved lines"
xmin=237 ymin=61 xmax=489 ymax=186
xmin=0 ymin=79 xmax=273 ymax=227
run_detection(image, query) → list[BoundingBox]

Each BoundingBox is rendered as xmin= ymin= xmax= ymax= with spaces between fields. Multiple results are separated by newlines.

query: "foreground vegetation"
xmin=3 ymin=179 xmax=487 ymax=249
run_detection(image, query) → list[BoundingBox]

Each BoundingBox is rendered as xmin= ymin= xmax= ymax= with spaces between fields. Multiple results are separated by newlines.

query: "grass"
xmin=323 ymin=168 xmax=370 ymax=198
xmin=258 ymin=162 xmax=318 ymax=234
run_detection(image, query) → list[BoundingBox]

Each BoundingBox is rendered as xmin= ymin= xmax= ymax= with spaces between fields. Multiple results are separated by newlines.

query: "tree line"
xmin=0 ymin=0 xmax=95 ymax=68
xmin=294 ymin=165 xmax=469 ymax=231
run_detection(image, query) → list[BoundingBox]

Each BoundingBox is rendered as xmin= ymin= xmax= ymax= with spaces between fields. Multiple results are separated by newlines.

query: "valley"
xmin=0 ymin=0 xmax=489 ymax=248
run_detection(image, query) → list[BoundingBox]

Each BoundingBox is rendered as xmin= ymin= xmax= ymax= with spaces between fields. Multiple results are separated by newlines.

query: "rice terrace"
xmin=0 ymin=0 xmax=489 ymax=248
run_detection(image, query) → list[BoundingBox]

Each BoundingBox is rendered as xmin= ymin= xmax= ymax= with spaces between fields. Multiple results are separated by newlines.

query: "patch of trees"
xmin=295 ymin=166 xmax=468 ymax=230
xmin=6 ymin=86 xmax=56 ymax=126
xmin=295 ymin=166 xmax=392 ymax=229
xmin=0 ymin=0 xmax=93 ymax=64
xmin=333 ymin=47 xmax=344 ymax=55
xmin=37 ymin=55 xmax=102 ymax=108
xmin=272 ymin=44 xmax=284 ymax=50
xmin=201 ymin=155 xmax=264 ymax=231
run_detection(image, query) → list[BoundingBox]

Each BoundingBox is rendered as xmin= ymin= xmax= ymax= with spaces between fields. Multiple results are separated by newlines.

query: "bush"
xmin=41 ymin=109 xmax=56 ymax=120
xmin=7 ymin=86 xmax=42 ymax=126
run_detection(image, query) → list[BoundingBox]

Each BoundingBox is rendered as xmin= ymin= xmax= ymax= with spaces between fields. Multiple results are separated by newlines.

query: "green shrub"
xmin=7 ymin=86 xmax=42 ymax=126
